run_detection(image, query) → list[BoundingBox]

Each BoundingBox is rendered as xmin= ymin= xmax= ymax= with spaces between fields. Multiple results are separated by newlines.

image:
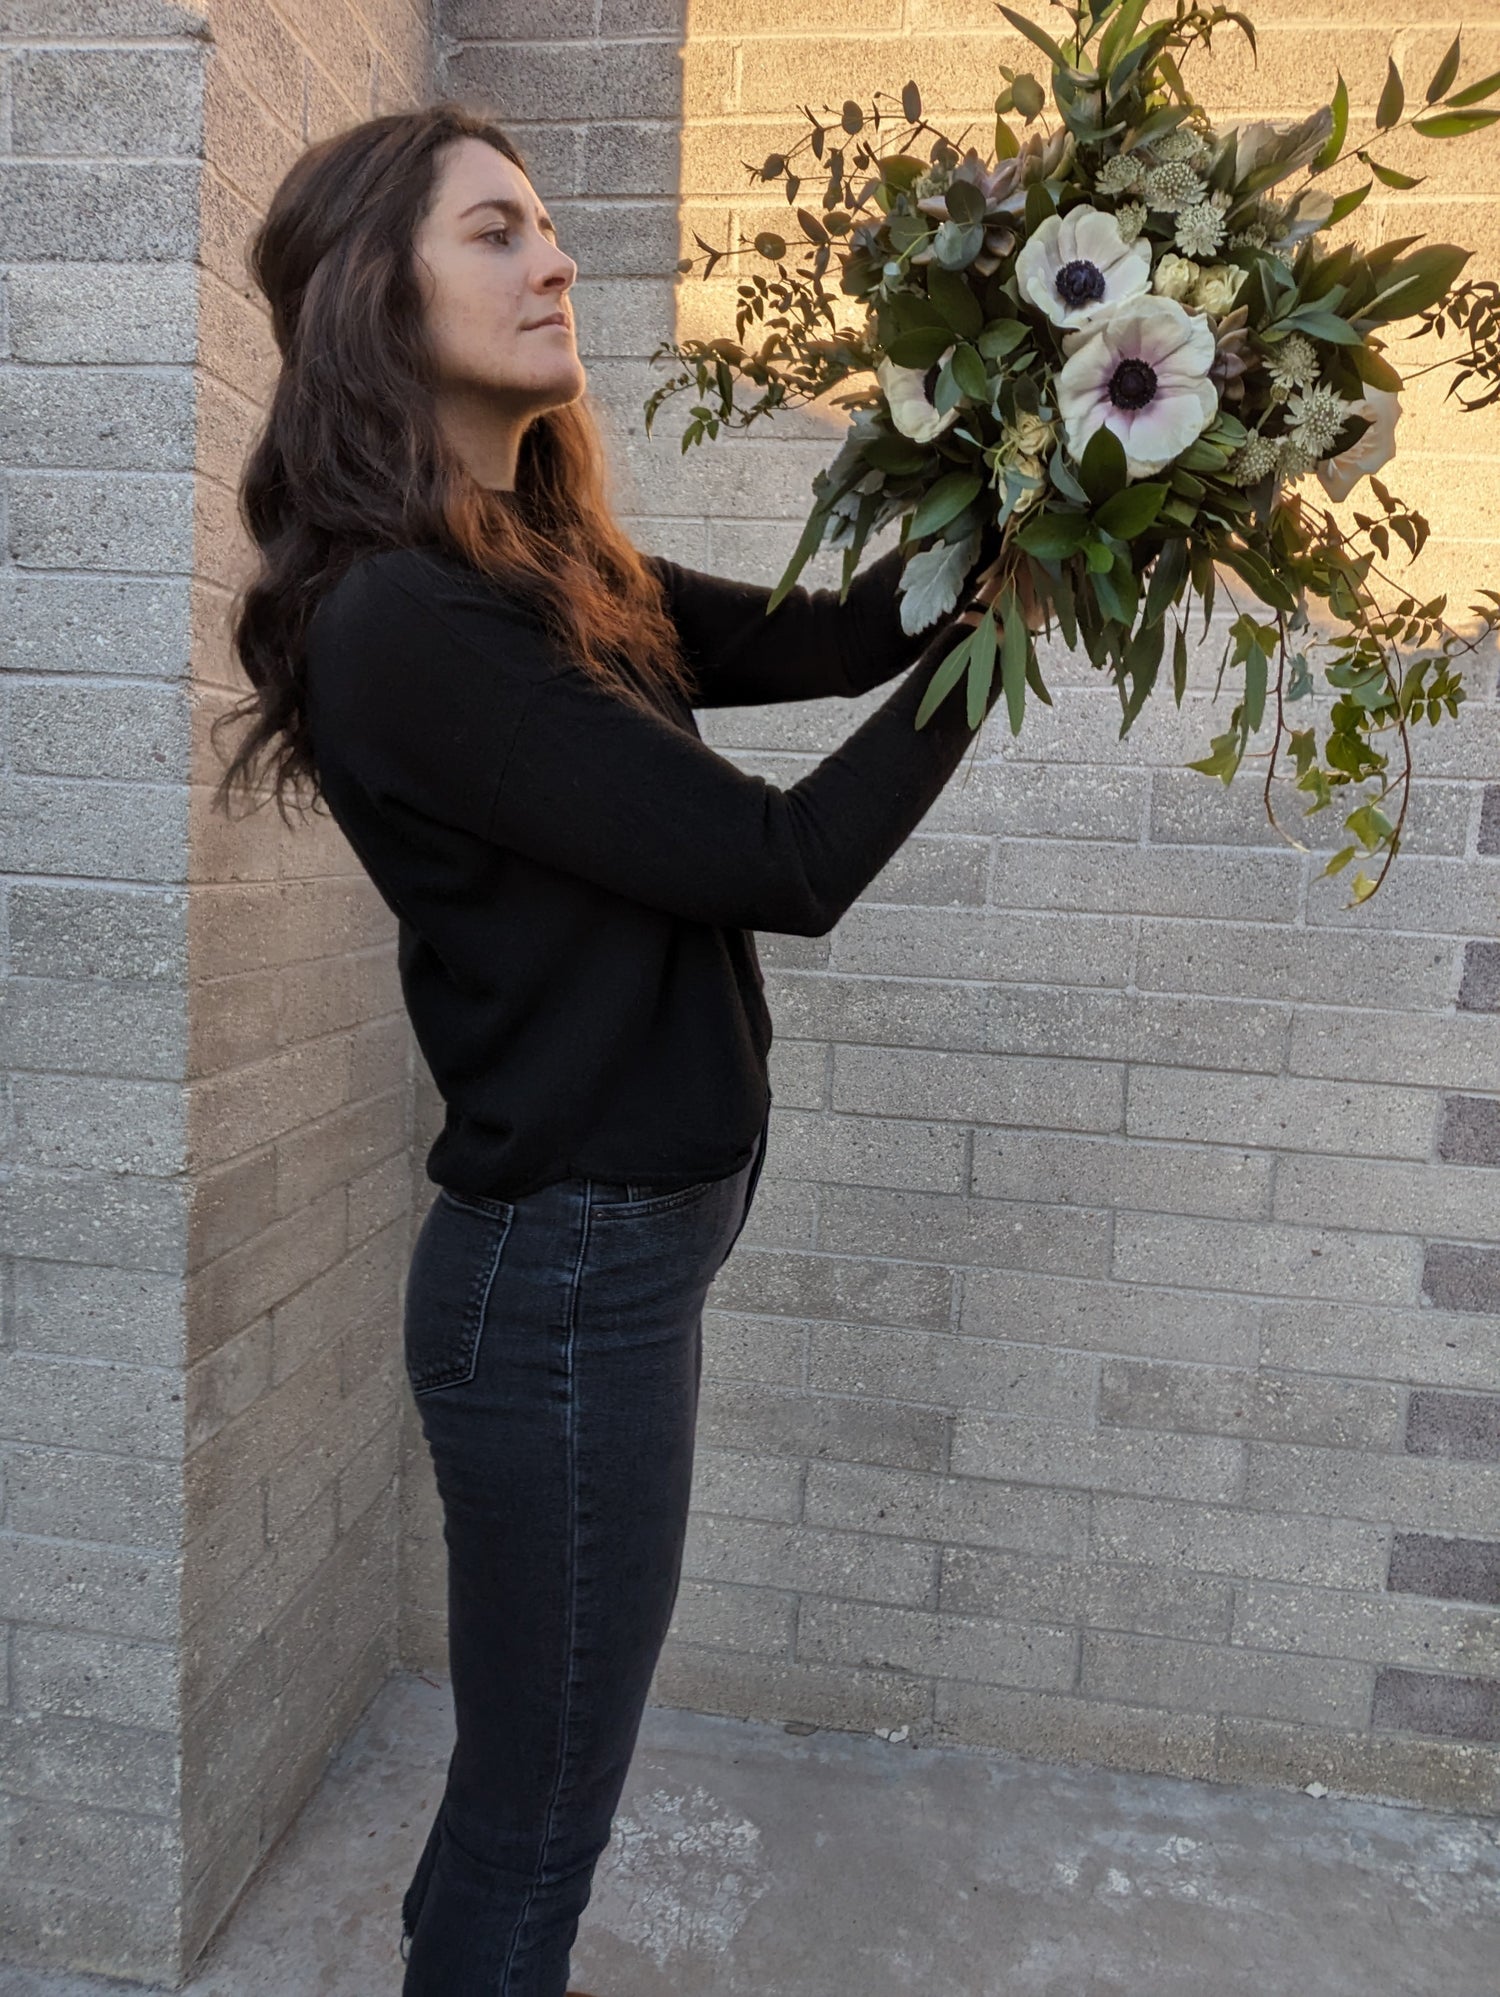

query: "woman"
xmin=214 ymin=101 xmax=1006 ymax=1997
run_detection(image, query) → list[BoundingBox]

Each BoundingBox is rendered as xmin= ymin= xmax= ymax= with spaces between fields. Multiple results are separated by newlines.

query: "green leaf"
xmin=1328 ymin=181 xmax=1373 ymax=224
xmin=914 ymin=625 xmax=975 ymax=728
xmin=926 ymin=263 xmax=984 ymax=339
xmin=909 ymin=471 xmax=984 ymax=539
xmin=1427 ymin=30 xmax=1462 ymax=103
xmin=1052 ymin=563 xmax=1078 ymax=649
xmin=1412 ymin=108 xmax=1500 ymax=138
xmin=1079 ymin=423 xmax=1128 ymax=506
xmin=841 ymin=98 xmax=864 ymax=135
xmin=1000 ymin=585 xmax=1030 ymax=735
xmin=944 ymin=177 xmax=987 ymax=226
xmin=1366 ymin=243 xmax=1473 ymax=322
xmin=1281 ymin=307 xmax=1363 ymax=346
xmin=1243 ymin=644 xmax=1268 ymax=733
xmin=768 ymin=497 xmax=840 ymax=612
xmin=753 ymin=231 xmax=787 ymax=260
xmin=1016 ymin=510 xmax=1091 ymax=560
xmin=886 ymin=325 xmax=953 ymax=369
xmin=1094 ymin=482 xmax=1169 ymax=539
xmin=1143 ymin=535 xmax=1188 ymax=630
xmin=951 ymin=342 xmax=989 ymax=400
xmin=1024 ymin=178 xmax=1056 ymax=236
xmin=997 ymin=4 xmax=1068 ymax=69
xmin=901 ymin=78 xmax=922 ymax=123
xmin=977 ymin=319 xmax=1029 ymax=359
xmin=1323 ymin=843 xmax=1357 ymax=876
xmin=1362 ymin=156 xmax=1425 ymax=189
xmin=1376 ymin=56 xmax=1405 ymax=131
xmin=1172 ymin=622 xmax=1189 ymax=704
xmin=1447 ymin=67 xmax=1500 ymax=108
xmin=1013 ymin=72 xmax=1046 ymax=121
xmin=967 ymin=603 xmax=998 ymax=730
xmin=1349 ymin=342 xmax=1404 ymax=393
xmin=1315 ymin=73 xmax=1348 ymax=171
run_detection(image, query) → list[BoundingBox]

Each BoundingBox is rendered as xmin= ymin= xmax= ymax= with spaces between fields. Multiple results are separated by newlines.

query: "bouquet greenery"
xmin=643 ymin=0 xmax=1500 ymax=901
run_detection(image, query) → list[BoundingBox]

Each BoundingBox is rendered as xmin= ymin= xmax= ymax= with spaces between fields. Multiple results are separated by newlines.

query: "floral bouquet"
xmin=644 ymin=0 xmax=1500 ymax=901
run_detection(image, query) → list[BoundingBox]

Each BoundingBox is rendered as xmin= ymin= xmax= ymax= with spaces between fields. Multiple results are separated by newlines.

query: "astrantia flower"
xmin=1112 ymin=201 xmax=1147 ymax=246
xmin=1227 ymin=431 xmax=1279 ymax=486
xmin=1016 ymin=205 xmax=1151 ymax=333
xmin=1265 ymin=333 xmax=1320 ymax=393
xmin=1154 ymin=127 xmax=1212 ymax=166
xmin=1142 ymin=160 xmax=1206 ymax=212
xmin=1278 ymin=437 xmax=1317 ymax=480
xmin=1175 ymin=202 xmax=1226 ymax=258
xmin=1056 ymin=294 xmax=1219 ymax=478
xmin=876 ymin=347 xmax=959 ymax=443
xmin=1096 ymin=153 xmax=1144 ymax=196
xmin=1316 ymin=385 xmax=1402 ymax=502
xmin=1285 ymin=383 xmax=1357 ymax=458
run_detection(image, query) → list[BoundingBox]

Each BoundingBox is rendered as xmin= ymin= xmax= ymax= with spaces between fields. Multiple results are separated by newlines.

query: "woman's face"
xmin=413 ymin=137 xmax=585 ymax=430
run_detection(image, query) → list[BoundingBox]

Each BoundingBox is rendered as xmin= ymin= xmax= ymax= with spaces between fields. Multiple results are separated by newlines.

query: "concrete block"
xmin=986 ymin=839 xmax=1301 ymax=924
xmin=1290 ymin=1005 xmax=1500 ymax=1093
xmin=973 ymin=1129 xmax=1271 ymax=1220
xmin=6 ymin=262 xmax=197 ymax=364
xmin=0 ymin=1532 xmax=177 ymax=1640
xmin=987 ymin=985 xmax=1291 ymax=1072
xmin=184 ymin=1182 xmax=347 ymax=1356
xmin=9 ymin=679 xmax=189 ymax=781
xmin=1275 ymin=1155 xmax=1500 ymax=1244
xmin=9 ymin=1259 xmax=184 ymax=1366
xmin=12 ymin=1074 xmax=185 ymax=1175
xmin=11 ymin=46 xmax=203 ymax=153
xmin=765 ymin=969 xmax=989 ymax=1052
xmin=12 ymin=1627 xmax=176 ymax=1730
xmin=1137 ymin=917 xmax=1457 ymax=1008
xmin=818 ymin=1184 xmax=1112 ymax=1279
xmin=1092 ymin=1491 xmax=1390 ymax=1588
xmin=1423 ymin=1243 xmax=1500 ymax=1315
xmin=687 ymin=1445 xmax=802 ymax=1523
xmin=1405 ymin=1388 xmax=1500 ymax=1464
xmin=0 ymin=1168 xmax=189 ymax=1272
xmin=702 ymin=1306 xmax=805 ymax=1386
xmin=1389 ymin=1530 xmax=1500 ymax=1608
xmin=1307 ymin=855 xmax=1500 ymax=938
xmin=1234 ymin=1575 xmax=1500 ymax=1676
xmin=0 ymin=1348 xmax=182 ymax=1456
xmin=798 ymin=1595 xmax=1075 ymax=1690
xmin=187 ymin=1148 xmax=278 ymax=1271
xmin=1459 ymin=942 xmax=1500 ymax=1012
xmin=832 ymin=1043 xmax=1124 ymax=1133
xmin=1481 ymin=784 xmax=1500 ymax=857
xmin=961 ymin=1268 xmax=1260 ymax=1365
xmin=651 ymin=1639 xmax=935 ymax=1735
xmin=932 ymin=1676 xmax=1216 ymax=1778
xmin=1438 ymin=1094 xmax=1500 ymax=1169
xmin=1372 ymin=1665 xmax=1500 ymax=1743
xmin=866 ymin=831 xmax=989 ymax=909
xmin=184 ymin=1036 xmax=351 ymax=1172
xmin=831 ymin=904 xmax=1136 ymax=986
xmin=1082 ymin=1630 xmax=1372 ymax=1728
xmin=1215 ymin=1707 xmax=1500 ymax=1818
xmin=940 ymin=1542 xmax=1233 ymax=1642
xmin=697 ymin=1376 xmax=951 ymax=1472
xmin=1261 ymin=1299 xmax=1500 ymax=1394
xmin=9 ymin=469 xmax=194 ymax=570
xmin=764 ymin=1037 xmax=826 ymax=1109
xmin=807 ymin=1323 xmax=1094 ymax=1424
xmin=0 ymin=365 xmax=194 ymax=472
xmin=1126 ymin=1068 xmax=1436 ymax=1161
xmin=1150 ymin=765 xmax=1472 ymax=857
xmin=708 ymin=1244 xmax=953 ymax=1333
xmin=0 ymin=161 xmax=199 ymax=261
xmin=1099 ymin=1357 xmax=1402 ymax=1450
xmin=0 ymin=975 xmax=185 ymax=1078
xmin=803 ymin=1459 xmax=1090 ymax=1559
xmin=7 ymin=884 xmax=186 ymax=982
xmin=0 ymin=775 xmax=188 ymax=882
xmin=1115 ymin=1212 xmax=1421 ymax=1305
xmin=763 ymin=1105 xmax=966 ymax=1194
xmin=952 ymin=1412 xmax=1243 ymax=1503
xmin=1 ymin=1443 xmax=180 ymax=1544
xmin=1245 ymin=1438 xmax=1500 ymax=1536
xmin=685 ymin=1512 xmax=937 ymax=1608
xmin=669 ymin=1578 xmax=795 ymax=1657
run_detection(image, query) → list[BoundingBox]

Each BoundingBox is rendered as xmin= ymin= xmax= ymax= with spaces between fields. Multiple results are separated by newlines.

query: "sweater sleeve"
xmin=363 ymin=559 xmax=1004 ymax=938
xmin=649 ymin=543 xmax=932 ymax=706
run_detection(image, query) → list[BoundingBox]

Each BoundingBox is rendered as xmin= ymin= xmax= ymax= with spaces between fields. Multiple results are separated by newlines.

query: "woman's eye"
xmin=482 ymin=228 xmax=510 ymax=246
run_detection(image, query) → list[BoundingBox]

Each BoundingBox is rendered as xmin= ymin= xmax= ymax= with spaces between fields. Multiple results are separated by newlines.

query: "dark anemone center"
xmin=1055 ymin=258 xmax=1107 ymax=309
xmin=923 ymin=360 xmax=942 ymax=402
xmin=1108 ymin=357 xmax=1158 ymax=410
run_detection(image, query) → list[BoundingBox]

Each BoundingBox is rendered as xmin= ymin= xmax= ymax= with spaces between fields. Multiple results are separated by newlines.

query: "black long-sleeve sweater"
xmin=303 ymin=538 xmax=1003 ymax=1200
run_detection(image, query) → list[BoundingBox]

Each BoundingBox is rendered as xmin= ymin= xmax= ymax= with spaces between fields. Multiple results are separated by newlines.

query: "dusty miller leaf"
xmin=896 ymin=528 xmax=981 ymax=633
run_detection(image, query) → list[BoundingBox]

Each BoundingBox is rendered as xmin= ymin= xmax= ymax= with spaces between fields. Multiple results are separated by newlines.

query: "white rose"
xmin=1151 ymin=252 xmax=1199 ymax=303
xmin=1193 ymin=264 xmax=1244 ymax=316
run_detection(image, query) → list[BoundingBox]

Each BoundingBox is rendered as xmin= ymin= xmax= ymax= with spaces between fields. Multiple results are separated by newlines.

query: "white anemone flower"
xmin=1015 ymin=205 xmax=1151 ymax=334
xmin=1056 ymin=294 xmax=1219 ymax=478
xmin=1315 ymin=385 xmax=1402 ymax=502
xmin=876 ymin=345 xmax=959 ymax=444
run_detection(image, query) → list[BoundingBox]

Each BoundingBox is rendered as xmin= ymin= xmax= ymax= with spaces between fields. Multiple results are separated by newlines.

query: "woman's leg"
xmin=399 ymin=1106 xmax=769 ymax=1995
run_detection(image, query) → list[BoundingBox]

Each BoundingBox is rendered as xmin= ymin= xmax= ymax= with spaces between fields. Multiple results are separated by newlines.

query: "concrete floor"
xmin=5 ymin=1669 xmax=1500 ymax=1997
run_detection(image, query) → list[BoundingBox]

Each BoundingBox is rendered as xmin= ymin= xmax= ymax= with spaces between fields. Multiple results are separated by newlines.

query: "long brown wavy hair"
xmin=212 ymin=101 xmax=693 ymax=824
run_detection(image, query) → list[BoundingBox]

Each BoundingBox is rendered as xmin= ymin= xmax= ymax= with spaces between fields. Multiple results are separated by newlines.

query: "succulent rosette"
xmin=647 ymin=0 xmax=1500 ymax=900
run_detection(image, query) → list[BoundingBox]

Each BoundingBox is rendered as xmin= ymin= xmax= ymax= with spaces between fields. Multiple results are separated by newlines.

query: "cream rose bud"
xmin=1193 ymin=264 xmax=1243 ymax=316
xmin=1151 ymin=252 xmax=1199 ymax=304
xmin=1315 ymin=384 xmax=1402 ymax=503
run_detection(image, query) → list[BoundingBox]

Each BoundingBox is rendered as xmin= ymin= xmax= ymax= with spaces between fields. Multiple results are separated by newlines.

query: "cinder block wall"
xmin=438 ymin=0 xmax=1500 ymax=1819
xmin=1 ymin=0 xmax=431 ymax=1983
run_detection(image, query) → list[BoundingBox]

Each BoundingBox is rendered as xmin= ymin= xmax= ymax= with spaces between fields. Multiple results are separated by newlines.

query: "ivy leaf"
xmin=1427 ymin=30 xmax=1462 ymax=104
xmin=1376 ymin=56 xmax=1405 ymax=131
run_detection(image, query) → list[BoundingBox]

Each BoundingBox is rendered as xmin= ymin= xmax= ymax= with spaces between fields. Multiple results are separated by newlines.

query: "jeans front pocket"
xmin=404 ymin=1187 xmax=516 ymax=1395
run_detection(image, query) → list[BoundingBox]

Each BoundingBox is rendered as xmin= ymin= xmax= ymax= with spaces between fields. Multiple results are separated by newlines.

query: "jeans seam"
xmin=497 ymin=1182 xmax=588 ymax=1991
